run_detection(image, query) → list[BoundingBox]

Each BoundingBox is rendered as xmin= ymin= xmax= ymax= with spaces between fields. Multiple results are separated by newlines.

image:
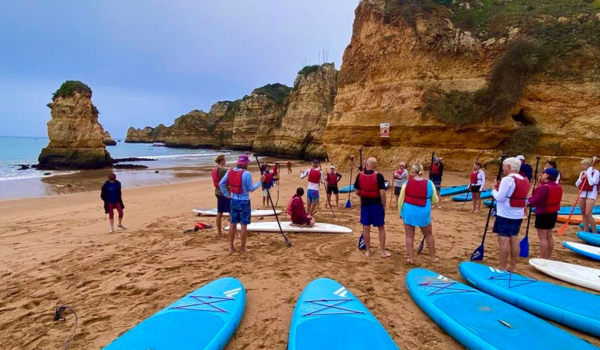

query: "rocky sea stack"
xmin=38 ymin=81 xmax=113 ymax=170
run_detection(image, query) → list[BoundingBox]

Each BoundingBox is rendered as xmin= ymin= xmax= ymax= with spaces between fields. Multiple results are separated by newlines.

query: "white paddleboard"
xmin=224 ymin=222 xmax=352 ymax=234
xmin=529 ymin=258 xmax=600 ymax=292
xmin=192 ymin=209 xmax=281 ymax=217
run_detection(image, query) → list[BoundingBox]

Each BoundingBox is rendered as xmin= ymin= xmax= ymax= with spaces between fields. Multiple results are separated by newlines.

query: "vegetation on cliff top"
xmin=251 ymin=83 xmax=292 ymax=104
xmin=298 ymin=65 xmax=320 ymax=77
xmin=52 ymin=80 xmax=92 ymax=100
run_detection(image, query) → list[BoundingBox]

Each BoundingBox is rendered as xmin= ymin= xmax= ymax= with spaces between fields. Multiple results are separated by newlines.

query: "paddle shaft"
xmin=520 ymin=157 xmax=540 ymax=258
xmin=389 ymin=156 xmax=396 ymax=208
xmin=525 ymin=157 xmax=541 ymax=237
xmin=347 ymin=157 xmax=354 ymax=202
xmin=418 ymin=151 xmax=436 ymax=254
xmin=254 ymin=155 xmax=291 ymax=247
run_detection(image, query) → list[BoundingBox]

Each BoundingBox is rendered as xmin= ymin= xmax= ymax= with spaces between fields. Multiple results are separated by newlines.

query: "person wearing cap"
xmin=430 ymin=157 xmax=444 ymax=208
xmin=544 ymin=160 xmax=561 ymax=184
xmin=528 ymin=168 xmax=563 ymax=259
xmin=354 ymin=157 xmax=391 ymax=258
xmin=492 ymin=157 xmax=530 ymax=272
xmin=576 ymin=157 xmax=599 ymax=233
xmin=392 ymin=162 xmax=408 ymax=207
xmin=219 ymin=154 xmax=265 ymax=253
xmin=324 ymin=165 xmax=342 ymax=208
xmin=211 ymin=154 xmax=230 ymax=237
xmin=300 ymin=159 xmax=324 ymax=215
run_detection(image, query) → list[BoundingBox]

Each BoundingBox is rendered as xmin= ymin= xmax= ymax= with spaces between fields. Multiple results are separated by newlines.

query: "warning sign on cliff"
xmin=380 ymin=123 xmax=390 ymax=138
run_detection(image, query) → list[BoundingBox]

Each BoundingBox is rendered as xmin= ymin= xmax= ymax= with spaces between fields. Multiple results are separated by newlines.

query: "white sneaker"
xmin=118 ymin=225 xmax=127 ymax=230
xmin=109 ymin=229 xmax=114 ymax=233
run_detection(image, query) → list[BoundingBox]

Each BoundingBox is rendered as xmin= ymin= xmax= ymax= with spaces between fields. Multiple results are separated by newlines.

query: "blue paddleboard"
xmin=103 ymin=277 xmax=245 ymax=350
xmin=578 ymin=231 xmax=600 ymax=247
xmin=580 ymin=222 xmax=600 ymax=231
xmin=440 ymin=185 xmax=469 ymax=196
xmin=452 ymin=189 xmax=493 ymax=202
xmin=563 ymin=241 xmax=600 ymax=261
xmin=406 ymin=268 xmax=596 ymax=350
xmin=483 ymin=200 xmax=496 ymax=208
xmin=339 ymin=181 xmax=390 ymax=194
xmin=288 ymin=278 xmax=398 ymax=350
xmin=459 ymin=262 xmax=600 ymax=338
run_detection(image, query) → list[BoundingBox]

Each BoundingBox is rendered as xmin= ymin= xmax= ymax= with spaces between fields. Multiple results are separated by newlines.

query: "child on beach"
xmin=101 ymin=172 xmax=126 ymax=233
xmin=261 ymin=164 xmax=273 ymax=207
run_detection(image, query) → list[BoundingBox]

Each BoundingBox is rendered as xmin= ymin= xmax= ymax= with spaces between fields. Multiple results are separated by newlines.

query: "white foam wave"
xmin=137 ymin=152 xmax=232 ymax=160
xmin=0 ymin=170 xmax=79 ymax=182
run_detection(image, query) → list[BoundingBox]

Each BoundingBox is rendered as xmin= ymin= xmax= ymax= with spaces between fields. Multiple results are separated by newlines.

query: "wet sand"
xmin=0 ymin=162 xmax=598 ymax=349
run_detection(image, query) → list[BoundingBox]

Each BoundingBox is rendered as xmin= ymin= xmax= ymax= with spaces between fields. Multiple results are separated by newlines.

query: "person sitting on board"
xmin=287 ymin=160 xmax=292 ymax=174
xmin=300 ymin=159 xmax=323 ymax=216
xmin=288 ymin=187 xmax=315 ymax=227
xmin=468 ymin=162 xmax=486 ymax=213
xmin=528 ymin=168 xmax=563 ymax=259
xmin=492 ymin=157 xmax=530 ymax=272
xmin=430 ymin=157 xmax=444 ymax=208
xmin=101 ymin=172 xmax=126 ymax=233
xmin=354 ymin=157 xmax=391 ymax=258
xmin=219 ymin=154 xmax=265 ymax=253
xmin=261 ymin=164 xmax=274 ymax=208
xmin=545 ymin=160 xmax=561 ymax=184
xmin=324 ymin=166 xmax=342 ymax=208
xmin=576 ymin=157 xmax=599 ymax=233
xmin=398 ymin=163 xmax=439 ymax=264
xmin=392 ymin=162 xmax=408 ymax=207
xmin=212 ymin=154 xmax=230 ymax=238
xmin=517 ymin=155 xmax=534 ymax=219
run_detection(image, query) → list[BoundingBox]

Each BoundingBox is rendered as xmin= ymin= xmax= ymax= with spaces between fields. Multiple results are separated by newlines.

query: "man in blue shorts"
xmin=219 ymin=154 xmax=264 ymax=253
xmin=211 ymin=154 xmax=230 ymax=238
xmin=354 ymin=157 xmax=391 ymax=258
xmin=300 ymin=159 xmax=323 ymax=215
xmin=492 ymin=157 xmax=529 ymax=271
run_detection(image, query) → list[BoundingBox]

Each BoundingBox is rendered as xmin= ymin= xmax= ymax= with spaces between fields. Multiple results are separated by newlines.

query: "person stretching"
xmin=468 ymin=162 xmax=486 ymax=213
xmin=576 ymin=157 xmax=599 ymax=233
xmin=392 ymin=162 xmax=408 ymax=207
xmin=528 ymin=168 xmax=563 ymax=259
xmin=101 ymin=172 xmax=126 ymax=233
xmin=398 ymin=163 xmax=439 ymax=264
xmin=325 ymin=166 xmax=342 ymax=208
xmin=289 ymin=187 xmax=315 ymax=227
xmin=300 ymin=159 xmax=323 ymax=216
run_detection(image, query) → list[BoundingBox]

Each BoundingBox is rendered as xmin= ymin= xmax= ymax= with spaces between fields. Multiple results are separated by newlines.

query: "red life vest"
xmin=508 ymin=174 xmax=530 ymax=208
xmin=358 ymin=172 xmax=379 ymax=198
xmin=228 ymin=168 xmax=244 ymax=194
xmin=579 ymin=170 xmax=596 ymax=191
xmin=264 ymin=172 xmax=272 ymax=184
xmin=308 ymin=168 xmax=321 ymax=184
xmin=327 ymin=173 xmax=338 ymax=186
xmin=404 ymin=178 xmax=430 ymax=207
xmin=272 ymin=165 xmax=278 ymax=177
xmin=546 ymin=183 xmax=563 ymax=213
xmin=432 ymin=164 xmax=440 ymax=176
xmin=470 ymin=171 xmax=478 ymax=185
xmin=211 ymin=167 xmax=221 ymax=187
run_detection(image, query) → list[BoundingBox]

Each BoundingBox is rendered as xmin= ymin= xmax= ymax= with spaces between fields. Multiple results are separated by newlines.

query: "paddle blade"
xmin=470 ymin=245 xmax=484 ymax=261
xmin=417 ymin=236 xmax=425 ymax=254
xmin=519 ymin=235 xmax=529 ymax=258
xmin=358 ymin=234 xmax=366 ymax=250
xmin=345 ymin=199 xmax=351 ymax=208
xmin=557 ymin=222 xmax=568 ymax=236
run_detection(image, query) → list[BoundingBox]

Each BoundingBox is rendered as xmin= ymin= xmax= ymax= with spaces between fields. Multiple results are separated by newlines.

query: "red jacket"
xmin=290 ymin=194 xmax=309 ymax=224
xmin=529 ymin=182 xmax=563 ymax=214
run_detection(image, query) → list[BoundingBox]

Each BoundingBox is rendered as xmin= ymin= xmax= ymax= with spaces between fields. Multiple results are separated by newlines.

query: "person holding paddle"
xmin=492 ymin=157 xmax=530 ymax=272
xmin=398 ymin=163 xmax=439 ymax=264
xmin=528 ymin=168 xmax=563 ymax=258
xmin=354 ymin=157 xmax=391 ymax=258
xmin=576 ymin=157 xmax=599 ymax=233
xmin=467 ymin=162 xmax=486 ymax=213
xmin=324 ymin=166 xmax=342 ymax=208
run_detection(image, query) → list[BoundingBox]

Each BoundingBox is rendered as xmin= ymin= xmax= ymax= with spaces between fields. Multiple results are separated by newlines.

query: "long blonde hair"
xmin=411 ymin=163 xmax=424 ymax=176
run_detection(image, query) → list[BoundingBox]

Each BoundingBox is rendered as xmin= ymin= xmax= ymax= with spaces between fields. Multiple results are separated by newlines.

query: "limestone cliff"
xmin=38 ymin=81 xmax=112 ymax=170
xmin=102 ymin=131 xmax=117 ymax=146
xmin=125 ymin=124 xmax=170 ymax=143
xmin=323 ymin=0 xmax=600 ymax=179
xmin=254 ymin=64 xmax=337 ymax=159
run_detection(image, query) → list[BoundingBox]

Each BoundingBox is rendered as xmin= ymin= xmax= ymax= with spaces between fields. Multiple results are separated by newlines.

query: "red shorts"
xmin=108 ymin=203 xmax=123 ymax=219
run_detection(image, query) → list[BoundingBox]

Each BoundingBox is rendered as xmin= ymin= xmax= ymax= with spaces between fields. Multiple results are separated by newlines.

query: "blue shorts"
xmin=493 ymin=216 xmax=523 ymax=237
xmin=307 ymin=189 xmax=319 ymax=205
xmin=230 ymin=199 xmax=251 ymax=225
xmin=360 ymin=203 xmax=385 ymax=227
xmin=216 ymin=194 xmax=231 ymax=213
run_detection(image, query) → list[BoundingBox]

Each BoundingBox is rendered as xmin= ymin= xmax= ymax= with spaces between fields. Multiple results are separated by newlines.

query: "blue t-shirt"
xmin=105 ymin=181 xmax=119 ymax=203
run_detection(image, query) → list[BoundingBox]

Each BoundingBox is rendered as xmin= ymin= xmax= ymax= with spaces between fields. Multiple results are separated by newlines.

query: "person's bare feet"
xmin=431 ymin=256 xmax=440 ymax=262
xmin=239 ymin=247 xmax=249 ymax=253
xmin=406 ymin=258 xmax=414 ymax=264
xmin=381 ymin=251 xmax=392 ymax=258
xmin=365 ymin=251 xmax=373 ymax=257
xmin=473 ymin=210 xmax=479 ymax=213
xmin=229 ymin=247 xmax=236 ymax=254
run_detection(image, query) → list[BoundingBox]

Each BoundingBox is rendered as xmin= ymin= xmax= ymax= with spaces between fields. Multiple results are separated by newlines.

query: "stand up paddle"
xmin=254 ymin=155 xmax=291 ymax=247
xmin=471 ymin=153 xmax=506 ymax=261
xmin=519 ymin=156 xmax=540 ymax=258
xmin=418 ymin=151 xmax=435 ymax=254
xmin=558 ymin=156 xmax=597 ymax=235
xmin=346 ymin=155 xmax=354 ymax=209
xmin=321 ymin=159 xmax=336 ymax=217
xmin=357 ymin=148 xmax=365 ymax=250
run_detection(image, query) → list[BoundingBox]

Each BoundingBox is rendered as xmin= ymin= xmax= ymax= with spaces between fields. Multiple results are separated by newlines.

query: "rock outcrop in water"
xmin=323 ymin=0 xmax=600 ymax=179
xmin=126 ymin=124 xmax=170 ymax=143
xmin=38 ymin=81 xmax=112 ymax=170
xmin=102 ymin=131 xmax=117 ymax=146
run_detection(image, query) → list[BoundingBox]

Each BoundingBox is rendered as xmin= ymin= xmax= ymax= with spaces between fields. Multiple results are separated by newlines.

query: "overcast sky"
xmin=0 ymin=1 xmax=357 ymax=138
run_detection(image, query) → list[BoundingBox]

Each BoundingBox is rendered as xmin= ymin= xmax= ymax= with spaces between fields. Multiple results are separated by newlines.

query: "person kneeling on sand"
xmin=219 ymin=154 xmax=265 ymax=253
xmin=101 ymin=172 xmax=126 ymax=233
xmin=398 ymin=163 xmax=439 ymax=264
xmin=288 ymin=187 xmax=315 ymax=227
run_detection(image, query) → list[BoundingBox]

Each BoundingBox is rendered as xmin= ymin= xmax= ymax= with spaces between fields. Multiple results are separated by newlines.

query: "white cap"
xmin=516 ymin=155 xmax=525 ymax=161
xmin=330 ymin=165 xmax=335 ymax=169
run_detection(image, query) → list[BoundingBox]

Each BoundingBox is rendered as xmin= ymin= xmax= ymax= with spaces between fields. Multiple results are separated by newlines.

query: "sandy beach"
xmin=0 ymin=161 xmax=598 ymax=349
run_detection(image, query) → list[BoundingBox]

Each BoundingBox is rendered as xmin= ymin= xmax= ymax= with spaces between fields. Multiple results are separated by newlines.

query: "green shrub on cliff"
xmin=299 ymin=65 xmax=320 ymax=77
xmin=252 ymin=83 xmax=292 ymax=104
xmin=52 ymin=80 xmax=92 ymax=100
xmin=501 ymin=125 xmax=542 ymax=156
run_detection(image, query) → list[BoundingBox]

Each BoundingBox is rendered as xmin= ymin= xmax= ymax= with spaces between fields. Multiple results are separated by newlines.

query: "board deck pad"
xmin=288 ymin=278 xmax=398 ymax=350
xmin=103 ymin=277 xmax=245 ymax=350
xmin=407 ymin=268 xmax=598 ymax=350
xmin=529 ymin=258 xmax=600 ymax=292
xmin=225 ymin=222 xmax=352 ymax=234
xmin=193 ymin=208 xmax=281 ymax=216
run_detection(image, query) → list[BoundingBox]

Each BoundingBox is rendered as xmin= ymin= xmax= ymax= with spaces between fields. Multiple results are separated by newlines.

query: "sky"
xmin=0 ymin=0 xmax=357 ymax=138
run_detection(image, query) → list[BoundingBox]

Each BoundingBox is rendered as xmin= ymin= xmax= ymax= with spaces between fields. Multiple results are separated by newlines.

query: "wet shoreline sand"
xmin=0 ymin=163 xmax=598 ymax=349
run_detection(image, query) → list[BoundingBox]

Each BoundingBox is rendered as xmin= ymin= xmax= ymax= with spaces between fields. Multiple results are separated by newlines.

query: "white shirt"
xmin=492 ymin=173 xmax=526 ymax=219
xmin=393 ymin=169 xmax=408 ymax=187
xmin=576 ymin=167 xmax=599 ymax=200
xmin=300 ymin=168 xmax=322 ymax=191
xmin=474 ymin=169 xmax=486 ymax=187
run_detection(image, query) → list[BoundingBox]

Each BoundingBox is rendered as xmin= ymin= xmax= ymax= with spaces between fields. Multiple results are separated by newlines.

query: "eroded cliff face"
xmin=254 ymin=63 xmax=337 ymax=159
xmin=231 ymin=93 xmax=287 ymax=149
xmin=126 ymin=124 xmax=170 ymax=143
xmin=38 ymin=84 xmax=112 ymax=170
xmin=324 ymin=0 xmax=600 ymax=179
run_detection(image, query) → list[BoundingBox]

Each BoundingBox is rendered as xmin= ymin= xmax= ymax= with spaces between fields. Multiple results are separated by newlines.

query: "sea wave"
xmin=137 ymin=152 xmax=232 ymax=160
xmin=0 ymin=170 xmax=80 ymax=182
